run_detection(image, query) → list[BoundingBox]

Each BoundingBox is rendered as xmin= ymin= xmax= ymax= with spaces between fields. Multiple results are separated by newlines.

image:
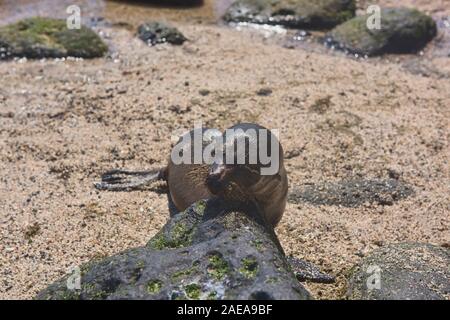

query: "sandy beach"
xmin=0 ymin=0 xmax=449 ymax=299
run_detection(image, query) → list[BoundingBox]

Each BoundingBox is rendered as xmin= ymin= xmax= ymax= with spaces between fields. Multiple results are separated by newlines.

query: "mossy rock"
xmin=325 ymin=7 xmax=437 ymax=56
xmin=147 ymin=203 xmax=201 ymax=250
xmin=36 ymin=198 xmax=311 ymax=300
xmin=137 ymin=22 xmax=186 ymax=46
xmin=223 ymin=0 xmax=356 ymax=29
xmin=0 ymin=17 xmax=108 ymax=60
xmin=346 ymin=243 xmax=450 ymax=300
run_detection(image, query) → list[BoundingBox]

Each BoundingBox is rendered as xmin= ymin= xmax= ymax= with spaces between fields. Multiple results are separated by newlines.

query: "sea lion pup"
xmin=95 ymin=122 xmax=334 ymax=283
xmin=205 ymin=123 xmax=288 ymax=227
xmin=95 ymin=123 xmax=286 ymax=227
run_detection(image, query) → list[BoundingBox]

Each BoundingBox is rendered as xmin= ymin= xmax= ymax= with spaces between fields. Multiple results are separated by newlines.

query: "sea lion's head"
xmin=205 ymin=123 xmax=283 ymax=202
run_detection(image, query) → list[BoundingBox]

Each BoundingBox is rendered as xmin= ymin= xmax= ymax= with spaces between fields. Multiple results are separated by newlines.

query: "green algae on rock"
xmin=223 ymin=0 xmax=356 ymax=29
xmin=239 ymin=256 xmax=259 ymax=279
xmin=207 ymin=252 xmax=231 ymax=281
xmin=0 ymin=17 xmax=108 ymax=60
xmin=184 ymin=283 xmax=201 ymax=300
xmin=137 ymin=22 xmax=187 ymax=45
xmin=147 ymin=204 xmax=201 ymax=250
xmin=147 ymin=279 xmax=163 ymax=294
xmin=346 ymin=243 xmax=450 ymax=300
xmin=325 ymin=7 xmax=437 ymax=56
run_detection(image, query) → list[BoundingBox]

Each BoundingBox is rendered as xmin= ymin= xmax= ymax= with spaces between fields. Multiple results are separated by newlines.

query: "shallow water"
xmin=0 ymin=0 xmax=448 ymax=72
xmin=0 ymin=0 xmax=235 ymax=26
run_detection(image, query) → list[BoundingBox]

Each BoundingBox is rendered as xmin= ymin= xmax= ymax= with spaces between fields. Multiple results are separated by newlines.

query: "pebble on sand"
xmin=137 ymin=22 xmax=187 ymax=46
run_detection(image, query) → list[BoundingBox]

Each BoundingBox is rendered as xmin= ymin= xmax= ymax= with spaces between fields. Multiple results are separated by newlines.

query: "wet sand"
xmin=0 ymin=0 xmax=449 ymax=299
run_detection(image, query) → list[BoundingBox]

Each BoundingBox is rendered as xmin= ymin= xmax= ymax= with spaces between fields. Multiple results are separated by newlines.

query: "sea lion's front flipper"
xmin=94 ymin=169 xmax=163 ymax=191
xmin=287 ymin=256 xmax=335 ymax=284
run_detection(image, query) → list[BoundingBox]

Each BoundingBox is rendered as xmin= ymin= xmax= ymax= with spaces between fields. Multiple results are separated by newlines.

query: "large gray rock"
xmin=36 ymin=199 xmax=311 ymax=300
xmin=223 ymin=0 xmax=356 ymax=29
xmin=137 ymin=22 xmax=186 ymax=46
xmin=0 ymin=17 xmax=107 ymax=60
xmin=325 ymin=7 xmax=437 ymax=56
xmin=346 ymin=243 xmax=450 ymax=300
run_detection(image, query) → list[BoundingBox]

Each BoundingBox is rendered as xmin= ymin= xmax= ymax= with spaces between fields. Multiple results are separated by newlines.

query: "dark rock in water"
xmin=142 ymin=0 xmax=204 ymax=7
xmin=288 ymin=179 xmax=414 ymax=207
xmin=325 ymin=7 xmax=437 ymax=56
xmin=36 ymin=199 xmax=311 ymax=300
xmin=223 ymin=0 xmax=356 ymax=29
xmin=137 ymin=22 xmax=186 ymax=46
xmin=0 ymin=17 xmax=108 ymax=60
xmin=346 ymin=243 xmax=450 ymax=300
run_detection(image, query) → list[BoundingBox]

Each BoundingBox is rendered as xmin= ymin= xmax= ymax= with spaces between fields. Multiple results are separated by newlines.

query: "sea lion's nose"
xmin=210 ymin=162 xmax=225 ymax=176
xmin=206 ymin=163 xmax=228 ymax=194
